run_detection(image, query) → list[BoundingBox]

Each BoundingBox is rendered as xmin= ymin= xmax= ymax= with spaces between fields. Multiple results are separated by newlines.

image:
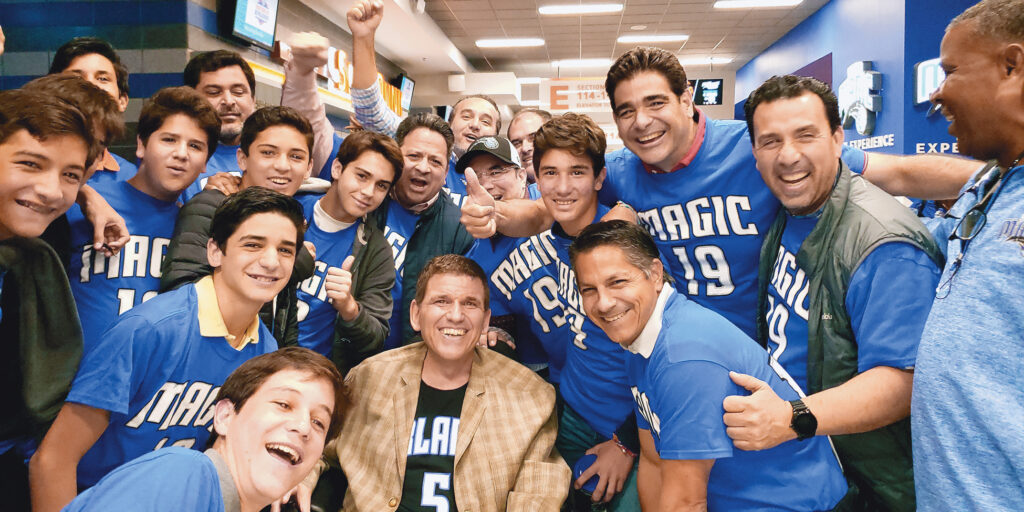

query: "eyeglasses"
xmin=937 ymin=152 xmax=1024 ymax=298
xmin=477 ymin=165 xmax=518 ymax=181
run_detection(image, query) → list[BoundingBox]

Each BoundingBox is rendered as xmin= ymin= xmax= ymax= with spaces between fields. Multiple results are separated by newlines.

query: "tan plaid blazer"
xmin=332 ymin=343 xmax=570 ymax=511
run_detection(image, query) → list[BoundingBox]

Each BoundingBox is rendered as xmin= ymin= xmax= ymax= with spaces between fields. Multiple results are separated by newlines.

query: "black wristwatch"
xmin=789 ymin=399 xmax=818 ymax=441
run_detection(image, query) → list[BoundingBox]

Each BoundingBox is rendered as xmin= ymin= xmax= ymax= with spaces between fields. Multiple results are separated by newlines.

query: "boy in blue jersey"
xmin=346 ymin=0 xmax=500 ymax=206
xmin=370 ymin=113 xmax=475 ymax=350
xmin=570 ymin=221 xmax=848 ymax=511
xmin=68 ymin=86 xmax=220 ymax=350
xmin=295 ymin=130 xmax=402 ymax=372
xmin=0 ymin=89 xmax=98 ymax=511
xmin=161 ymin=106 xmax=317 ymax=346
xmin=64 ymin=347 xmax=349 ymax=512
xmin=720 ymin=75 xmax=942 ymax=511
xmin=29 ymin=187 xmax=306 ymax=512
xmin=463 ymin=47 xmax=979 ymax=341
xmin=49 ymin=37 xmax=133 ymax=185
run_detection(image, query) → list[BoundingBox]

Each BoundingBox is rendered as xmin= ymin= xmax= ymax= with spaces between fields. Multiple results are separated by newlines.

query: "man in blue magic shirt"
xmin=346 ymin=0 xmax=501 ymax=207
xmin=30 ymin=188 xmax=305 ymax=512
xmin=571 ymin=221 xmax=848 ymax=511
xmin=463 ymin=47 xmax=979 ymax=341
xmin=68 ymin=86 xmax=220 ymax=350
xmin=721 ymin=75 xmax=942 ymax=511
xmin=294 ymin=130 xmax=402 ymax=371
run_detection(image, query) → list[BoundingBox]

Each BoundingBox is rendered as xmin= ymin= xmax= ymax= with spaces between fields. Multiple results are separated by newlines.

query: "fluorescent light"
xmin=677 ymin=56 xmax=734 ymax=66
xmin=714 ymin=0 xmax=802 ymax=8
xmin=520 ymin=100 xmax=543 ymax=107
xmin=476 ymin=38 xmax=545 ymax=48
xmin=551 ymin=58 xmax=613 ymax=68
xmin=517 ymin=77 xmax=543 ymax=84
xmin=539 ymin=3 xmax=623 ymax=15
xmin=617 ymin=34 xmax=689 ymax=44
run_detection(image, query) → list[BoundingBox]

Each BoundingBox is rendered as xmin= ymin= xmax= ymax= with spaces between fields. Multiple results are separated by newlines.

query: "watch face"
xmin=794 ymin=410 xmax=818 ymax=436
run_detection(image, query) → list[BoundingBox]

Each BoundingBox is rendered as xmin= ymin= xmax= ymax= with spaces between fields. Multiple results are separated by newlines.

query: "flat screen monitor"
xmin=232 ymin=0 xmax=279 ymax=50
xmin=399 ymin=75 xmax=416 ymax=112
xmin=690 ymin=79 xmax=723 ymax=106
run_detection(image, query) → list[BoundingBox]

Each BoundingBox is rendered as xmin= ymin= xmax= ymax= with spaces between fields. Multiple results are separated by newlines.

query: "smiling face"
xmin=467 ymin=153 xmax=526 ymax=201
xmin=238 ymin=125 xmax=312 ymax=197
xmin=195 ymin=65 xmax=256 ymax=145
xmin=613 ymin=71 xmax=695 ymax=172
xmin=536 ymin=148 xmax=605 ymax=236
xmin=508 ymin=112 xmax=545 ymax=179
xmin=64 ymin=53 xmax=128 ymax=112
xmin=131 ymin=113 xmax=209 ymax=202
xmin=0 ymin=130 xmax=88 ymax=240
xmin=207 ymin=212 xmax=298 ymax=307
xmin=410 ymin=272 xmax=490 ymax=370
xmin=450 ymin=98 xmax=499 ymax=154
xmin=931 ymin=21 xmax=1022 ymax=164
xmin=574 ymin=245 xmax=663 ymax=347
xmin=395 ymin=127 xmax=449 ymax=207
xmin=751 ymin=92 xmax=843 ymax=216
xmin=325 ymin=150 xmax=395 ymax=222
xmin=213 ymin=369 xmax=334 ymax=509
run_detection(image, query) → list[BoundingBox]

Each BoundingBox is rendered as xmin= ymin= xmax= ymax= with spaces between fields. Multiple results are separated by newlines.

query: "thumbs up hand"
xmin=722 ymin=371 xmax=795 ymax=450
xmin=326 ymin=255 xmax=359 ymax=321
xmin=460 ymin=167 xmax=498 ymax=239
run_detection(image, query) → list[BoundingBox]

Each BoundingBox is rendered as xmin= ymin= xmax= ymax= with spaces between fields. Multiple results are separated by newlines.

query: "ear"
xmin=304 ymin=156 xmax=314 ymax=179
xmin=236 ymin=147 xmax=247 ymax=172
xmin=831 ymin=127 xmax=845 ymax=157
xmin=594 ymin=167 xmax=607 ymax=192
xmin=650 ymin=258 xmax=665 ymax=292
xmin=331 ymin=159 xmax=343 ymax=182
xmin=117 ymin=93 xmax=129 ymax=113
xmin=207 ymin=238 xmax=224 ymax=269
xmin=1001 ymin=43 xmax=1024 ymax=78
xmin=409 ymin=299 xmax=421 ymax=332
xmin=212 ymin=399 xmax=237 ymax=438
xmin=136 ymin=135 xmax=145 ymax=161
xmin=680 ymin=88 xmax=695 ymax=118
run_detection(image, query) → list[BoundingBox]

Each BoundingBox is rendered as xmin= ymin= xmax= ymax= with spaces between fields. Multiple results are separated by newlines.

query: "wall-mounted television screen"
xmin=231 ymin=0 xmax=279 ymax=50
xmin=688 ymin=79 xmax=724 ymax=106
xmin=391 ymin=74 xmax=416 ymax=113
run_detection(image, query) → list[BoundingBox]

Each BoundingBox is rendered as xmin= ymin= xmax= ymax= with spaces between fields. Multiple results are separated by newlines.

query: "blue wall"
xmin=735 ymin=0 xmax=974 ymax=155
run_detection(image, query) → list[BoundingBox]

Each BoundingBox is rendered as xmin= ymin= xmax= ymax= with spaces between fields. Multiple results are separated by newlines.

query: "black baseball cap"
xmin=455 ymin=135 xmax=522 ymax=174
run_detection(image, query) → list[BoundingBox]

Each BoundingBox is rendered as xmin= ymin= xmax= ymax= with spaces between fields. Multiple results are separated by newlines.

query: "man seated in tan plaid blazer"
xmin=325 ymin=254 xmax=570 ymax=511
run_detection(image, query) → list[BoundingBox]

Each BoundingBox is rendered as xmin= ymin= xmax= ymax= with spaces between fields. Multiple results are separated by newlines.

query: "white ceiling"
xmin=424 ymin=0 xmax=830 ymax=77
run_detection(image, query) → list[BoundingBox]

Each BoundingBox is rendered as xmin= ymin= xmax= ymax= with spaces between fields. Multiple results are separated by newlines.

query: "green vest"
xmin=756 ymin=162 xmax=944 ymax=512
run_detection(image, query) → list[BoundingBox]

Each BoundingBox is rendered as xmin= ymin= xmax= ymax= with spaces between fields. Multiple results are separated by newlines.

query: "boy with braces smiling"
xmin=30 ymin=187 xmax=305 ymax=512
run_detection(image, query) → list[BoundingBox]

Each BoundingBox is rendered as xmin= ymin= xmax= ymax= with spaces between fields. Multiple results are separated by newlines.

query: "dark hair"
xmin=605 ymin=46 xmax=689 ymax=111
xmin=49 ymin=37 xmax=130 ymax=98
xmin=22 ymin=74 xmax=125 ymax=146
xmin=239 ymin=106 xmax=314 ymax=156
xmin=532 ymin=113 xmax=606 ymax=174
xmin=451 ymin=94 xmax=502 ymax=133
xmin=508 ymin=108 xmax=552 ymax=135
xmin=209 ymin=347 xmax=349 ymax=444
xmin=335 ymin=130 xmax=404 ymax=185
xmin=743 ymin=75 xmax=841 ymax=141
xmin=569 ymin=220 xmax=671 ymax=283
xmin=0 ymin=89 xmax=98 ymax=167
xmin=183 ymin=50 xmax=256 ymax=95
xmin=395 ymin=112 xmax=455 ymax=160
xmin=137 ymin=87 xmax=221 ymax=159
xmin=414 ymin=254 xmax=489 ymax=310
xmin=949 ymin=0 xmax=1024 ymax=41
xmin=210 ymin=186 xmax=306 ymax=251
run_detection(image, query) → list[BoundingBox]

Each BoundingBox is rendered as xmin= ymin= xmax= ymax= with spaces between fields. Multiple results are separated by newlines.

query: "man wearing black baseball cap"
xmin=456 ymin=136 xmax=532 ymax=202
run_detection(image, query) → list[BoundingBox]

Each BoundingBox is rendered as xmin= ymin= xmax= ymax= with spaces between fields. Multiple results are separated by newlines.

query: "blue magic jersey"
xmin=68 ymin=180 xmax=179 ymax=348
xmin=180 ymin=144 xmax=241 ymax=203
xmin=295 ymin=194 xmax=358 ymax=357
xmin=382 ymin=203 xmax=419 ymax=350
xmin=629 ymin=288 xmax=846 ymax=511
xmin=67 ymin=283 xmax=276 ymax=487
xmin=88 ymin=152 xmax=138 ymax=186
xmin=552 ymin=206 xmax=635 ymax=439
xmin=66 ymin=448 xmax=225 ymax=512
xmin=602 ymin=116 xmax=865 ymax=339
xmin=443 ymin=157 xmax=469 ymax=207
xmin=766 ymin=213 xmax=939 ymax=394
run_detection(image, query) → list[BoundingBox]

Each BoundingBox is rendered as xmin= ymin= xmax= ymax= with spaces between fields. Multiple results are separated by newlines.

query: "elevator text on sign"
xmin=541 ymin=78 xmax=611 ymax=113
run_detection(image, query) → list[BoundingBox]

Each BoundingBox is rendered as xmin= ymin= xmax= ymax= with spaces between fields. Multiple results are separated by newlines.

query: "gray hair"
xmin=949 ymin=0 xmax=1024 ymax=42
